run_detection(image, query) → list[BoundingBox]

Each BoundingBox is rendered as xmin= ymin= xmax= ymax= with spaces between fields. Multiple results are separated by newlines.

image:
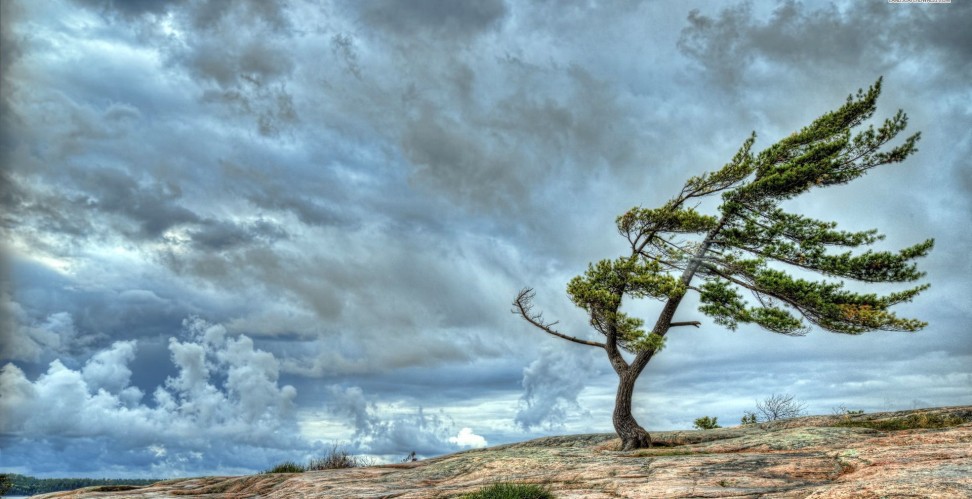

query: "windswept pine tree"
xmin=514 ymin=78 xmax=932 ymax=450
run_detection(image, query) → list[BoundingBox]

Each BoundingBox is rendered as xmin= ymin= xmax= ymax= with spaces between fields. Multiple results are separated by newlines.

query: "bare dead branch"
xmin=513 ymin=288 xmax=606 ymax=348
xmin=755 ymin=393 xmax=806 ymax=422
xmin=669 ymin=321 xmax=701 ymax=328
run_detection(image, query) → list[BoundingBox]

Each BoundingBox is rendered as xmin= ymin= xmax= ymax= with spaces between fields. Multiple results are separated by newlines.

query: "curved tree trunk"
xmin=613 ymin=372 xmax=651 ymax=450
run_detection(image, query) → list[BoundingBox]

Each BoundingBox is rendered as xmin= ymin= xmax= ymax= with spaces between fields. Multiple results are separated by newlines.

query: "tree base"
xmin=618 ymin=428 xmax=652 ymax=450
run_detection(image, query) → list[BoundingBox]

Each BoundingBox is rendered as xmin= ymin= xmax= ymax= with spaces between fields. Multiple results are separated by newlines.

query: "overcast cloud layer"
xmin=1 ymin=0 xmax=970 ymax=478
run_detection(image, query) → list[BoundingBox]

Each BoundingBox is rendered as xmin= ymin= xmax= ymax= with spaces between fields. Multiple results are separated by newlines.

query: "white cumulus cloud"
xmin=449 ymin=427 xmax=487 ymax=449
xmin=0 ymin=317 xmax=306 ymax=477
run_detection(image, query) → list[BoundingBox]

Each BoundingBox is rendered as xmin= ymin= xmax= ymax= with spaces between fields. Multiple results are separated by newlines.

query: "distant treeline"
xmin=1 ymin=474 xmax=159 ymax=496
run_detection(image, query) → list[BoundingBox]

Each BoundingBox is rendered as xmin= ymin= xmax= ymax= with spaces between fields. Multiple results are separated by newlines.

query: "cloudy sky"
xmin=1 ymin=0 xmax=970 ymax=479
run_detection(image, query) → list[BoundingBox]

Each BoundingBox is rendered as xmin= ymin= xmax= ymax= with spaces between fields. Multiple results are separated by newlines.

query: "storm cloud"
xmin=1 ymin=0 xmax=969 ymax=478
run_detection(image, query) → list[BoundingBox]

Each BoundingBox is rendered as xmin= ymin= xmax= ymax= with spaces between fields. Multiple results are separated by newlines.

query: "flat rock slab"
xmin=33 ymin=406 xmax=972 ymax=498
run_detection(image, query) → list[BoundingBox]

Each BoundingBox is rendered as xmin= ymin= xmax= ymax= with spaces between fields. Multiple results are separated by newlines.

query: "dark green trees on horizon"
xmin=514 ymin=78 xmax=933 ymax=451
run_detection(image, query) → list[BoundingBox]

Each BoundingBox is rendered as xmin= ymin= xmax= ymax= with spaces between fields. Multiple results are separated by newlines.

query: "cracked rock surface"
xmin=33 ymin=406 xmax=972 ymax=498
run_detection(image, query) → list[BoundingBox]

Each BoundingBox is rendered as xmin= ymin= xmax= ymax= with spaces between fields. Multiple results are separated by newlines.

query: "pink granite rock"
xmin=33 ymin=406 xmax=972 ymax=498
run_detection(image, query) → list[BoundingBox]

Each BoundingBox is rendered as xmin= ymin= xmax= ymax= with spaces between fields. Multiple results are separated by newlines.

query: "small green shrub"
xmin=740 ymin=412 xmax=758 ymax=426
xmin=832 ymin=405 xmax=865 ymax=416
xmin=264 ymin=461 xmax=305 ymax=474
xmin=460 ymin=482 xmax=555 ymax=499
xmin=693 ymin=416 xmax=721 ymax=430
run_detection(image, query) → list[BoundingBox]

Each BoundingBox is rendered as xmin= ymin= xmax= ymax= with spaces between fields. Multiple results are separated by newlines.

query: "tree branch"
xmin=631 ymin=217 xmax=731 ymax=375
xmin=603 ymin=321 xmax=630 ymax=375
xmin=513 ymin=289 xmax=606 ymax=348
xmin=701 ymin=264 xmax=815 ymax=328
xmin=670 ymin=321 xmax=701 ymax=328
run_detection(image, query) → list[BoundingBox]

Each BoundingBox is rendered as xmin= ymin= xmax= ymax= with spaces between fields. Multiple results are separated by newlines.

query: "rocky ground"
xmin=33 ymin=406 xmax=972 ymax=498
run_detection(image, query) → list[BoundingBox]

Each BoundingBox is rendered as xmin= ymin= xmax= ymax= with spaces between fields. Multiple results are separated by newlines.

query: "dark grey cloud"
xmin=394 ymin=60 xmax=651 ymax=227
xmin=0 ymin=0 xmax=27 ymax=295
xmin=353 ymin=0 xmax=508 ymax=39
xmin=1 ymin=0 xmax=969 ymax=479
xmin=69 ymin=166 xmax=199 ymax=239
xmin=245 ymin=190 xmax=352 ymax=228
xmin=72 ymin=0 xmax=186 ymax=19
xmin=188 ymin=218 xmax=288 ymax=251
xmin=187 ymin=0 xmax=291 ymax=32
xmin=69 ymin=0 xmax=301 ymax=138
xmin=189 ymin=41 xmax=295 ymax=89
xmin=679 ymin=1 xmax=972 ymax=88
xmin=0 ymin=0 xmax=25 ymax=149
xmin=73 ymin=0 xmax=289 ymax=30
xmin=2 ymin=253 xmax=248 ymax=379
xmin=0 ymin=298 xmax=81 ymax=364
xmin=330 ymin=33 xmax=362 ymax=80
xmin=174 ymin=15 xmax=299 ymax=138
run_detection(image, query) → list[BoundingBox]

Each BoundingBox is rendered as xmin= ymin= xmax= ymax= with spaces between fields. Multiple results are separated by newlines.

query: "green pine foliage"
xmin=693 ymin=79 xmax=931 ymax=336
xmin=532 ymin=78 xmax=931 ymax=354
xmin=514 ymin=79 xmax=932 ymax=448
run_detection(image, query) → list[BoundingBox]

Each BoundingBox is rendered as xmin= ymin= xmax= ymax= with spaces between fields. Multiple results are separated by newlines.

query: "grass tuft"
xmin=628 ymin=448 xmax=698 ymax=458
xmin=264 ymin=445 xmax=373 ymax=475
xmin=263 ymin=461 xmax=305 ymax=474
xmin=307 ymin=445 xmax=361 ymax=470
xmin=460 ymin=482 xmax=555 ymax=499
xmin=833 ymin=412 xmax=966 ymax=431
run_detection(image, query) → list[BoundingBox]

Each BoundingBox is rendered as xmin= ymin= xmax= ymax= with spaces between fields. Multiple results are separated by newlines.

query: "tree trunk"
xmin=613 ymin=372 xmax=651 ymax=450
